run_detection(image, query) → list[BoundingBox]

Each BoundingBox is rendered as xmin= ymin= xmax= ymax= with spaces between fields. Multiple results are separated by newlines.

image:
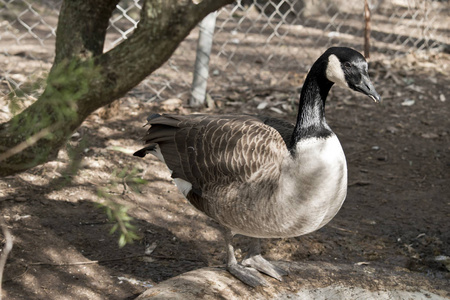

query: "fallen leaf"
xmin=145 ymin=242 xmax=158 ymax=255
xmin=435 ymin=255 xmax=450 ymax=272
xmin=269 ymin=107 xmax=284 ymax=114
xmin=401 ymin=99 xmax=415 ymax=106
xmin=160 ymin=98 xmax=183 ymax=111
xmin=257 ymin=102 xmax=268 ymax=110
xmin=386 ymin=126 xmax=398 ymax=134
xmin=406 ymin=85 xmax=424 ymax=93
xmin=421 ymin=133 xmax=439 ymax=139
xmin=343 ymin=98 xmax=357 ymax=106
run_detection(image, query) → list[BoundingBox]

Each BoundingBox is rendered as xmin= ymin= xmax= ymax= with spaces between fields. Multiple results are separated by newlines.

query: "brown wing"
xmin=136 ymin=114 xmax=288 ymax=215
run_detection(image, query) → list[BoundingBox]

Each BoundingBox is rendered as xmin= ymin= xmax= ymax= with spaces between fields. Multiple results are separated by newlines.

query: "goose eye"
xmin=343 ymin=62 xmax=352 ymax=70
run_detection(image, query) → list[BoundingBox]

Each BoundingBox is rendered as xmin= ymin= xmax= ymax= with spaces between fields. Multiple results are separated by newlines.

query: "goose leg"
xmin=224 ymin=230 xmax=268 ymax=287
xmin=241 ymin=238 xmax=288 ymax=281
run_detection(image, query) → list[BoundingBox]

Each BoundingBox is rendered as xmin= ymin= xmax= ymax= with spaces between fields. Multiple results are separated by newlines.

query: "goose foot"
xmin=242 ymin=254 xmax=288 ymax=281
xmin=223 ymin=230 xmax=288 ymax=287
xmin=227 ymin=263 xmax=268 ymax=287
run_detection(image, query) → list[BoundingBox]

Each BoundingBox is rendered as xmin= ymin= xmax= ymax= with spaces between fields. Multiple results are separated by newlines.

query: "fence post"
xmin=364 ymin=0 xmax=371 ymax=58
xmin=189 ymin=11 xmax=217 ymax=107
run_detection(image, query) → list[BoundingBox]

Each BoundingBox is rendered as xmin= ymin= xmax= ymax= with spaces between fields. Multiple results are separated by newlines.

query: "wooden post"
xmin=364 ymin=0 xmax=371 ymax=58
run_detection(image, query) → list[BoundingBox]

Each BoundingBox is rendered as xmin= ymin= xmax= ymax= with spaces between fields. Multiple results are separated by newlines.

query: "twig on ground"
xmin=0 ymin=217 xmax=13 ymax=300
xmin=329 ymin=225 xmax=358 ymax=234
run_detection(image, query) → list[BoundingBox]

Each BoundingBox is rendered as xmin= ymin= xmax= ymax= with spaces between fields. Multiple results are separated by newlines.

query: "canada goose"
xmin=134 ymin=47 xmax=380 ymax=287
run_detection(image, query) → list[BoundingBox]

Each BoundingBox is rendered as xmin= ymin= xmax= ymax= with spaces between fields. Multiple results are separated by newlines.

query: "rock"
xmin=136 ymin=262 xmax=448 ymax=300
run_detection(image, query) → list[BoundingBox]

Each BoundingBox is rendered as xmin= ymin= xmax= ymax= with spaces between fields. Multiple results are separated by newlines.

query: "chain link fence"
xmin=1 ymin=0 xmax=449 ymax=111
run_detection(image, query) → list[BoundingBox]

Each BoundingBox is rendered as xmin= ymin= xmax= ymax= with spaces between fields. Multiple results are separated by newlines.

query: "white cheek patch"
xmin=326 ymin=54 xmax=348 ymax=88
xmin=173 ymin=178 xmax=193 ymax=197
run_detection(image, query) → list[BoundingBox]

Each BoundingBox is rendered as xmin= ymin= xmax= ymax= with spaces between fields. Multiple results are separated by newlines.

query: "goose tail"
xmin=133 ymin=144 xmax=156 ymax=157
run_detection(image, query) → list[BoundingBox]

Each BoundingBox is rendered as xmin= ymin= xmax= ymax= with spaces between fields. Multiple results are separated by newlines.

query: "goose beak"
xmin=355 ymin=76 xmax=381 ymax=103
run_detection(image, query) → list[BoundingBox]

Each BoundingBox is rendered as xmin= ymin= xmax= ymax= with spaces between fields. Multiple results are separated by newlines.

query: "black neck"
xmin=289 ymin=61 xmax=334 ymax=151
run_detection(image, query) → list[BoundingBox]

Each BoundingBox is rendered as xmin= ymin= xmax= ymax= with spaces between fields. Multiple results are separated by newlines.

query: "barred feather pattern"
xmin=139 ymin=114 xmax=347 ymax=238
xmin=141 ymin=115 xmax=288 ymax=218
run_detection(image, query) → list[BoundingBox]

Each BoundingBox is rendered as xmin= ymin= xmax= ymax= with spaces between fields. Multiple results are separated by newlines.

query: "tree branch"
xmin=0 ymin=123 xmax=58 ymax=163
xmin=0 ymin=0 xmax=234 ymax=177
xmin=53 ymin=0 xmax=120 ymax=65
xmin=95 ymin=0 xmax=235 ymax=106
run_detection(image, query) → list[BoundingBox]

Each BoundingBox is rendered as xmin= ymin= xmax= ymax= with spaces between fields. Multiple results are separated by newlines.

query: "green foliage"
xmin=1 ymin=58 xmax=100 ymax=171
xmin=8 ymin=58 xmax=98 ymax=140
xmin=5 ymin=71 xmax=46 ymax=116
xmin=44 ymin=58 xmax=98 ymax=125
xmin=100 ymin=200 xmax=140 ymax=248
xmin=6 ymin=87 xmax=23 ymax=117
xmin=111 ymin=166 xmax=148 ymax=190
xmin=97 ymin=167 xmax=147 ymax=248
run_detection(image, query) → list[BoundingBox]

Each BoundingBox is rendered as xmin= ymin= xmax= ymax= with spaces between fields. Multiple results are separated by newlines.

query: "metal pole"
xmin=190 ymin=11 xmax=217 ymax=107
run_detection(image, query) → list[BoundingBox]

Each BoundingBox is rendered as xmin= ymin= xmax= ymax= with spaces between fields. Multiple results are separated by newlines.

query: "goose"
xmin=134 ymin=47 xmax=381 ymax=287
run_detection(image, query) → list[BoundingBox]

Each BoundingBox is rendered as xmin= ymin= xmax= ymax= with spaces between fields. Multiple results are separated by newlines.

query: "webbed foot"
xmin=227 ymin=263 xmax=268 ymax=287
xmin=242 ymin=254 xmax=288 ymax=281
xmin=223 ymin=231 xmax=288 ymax=287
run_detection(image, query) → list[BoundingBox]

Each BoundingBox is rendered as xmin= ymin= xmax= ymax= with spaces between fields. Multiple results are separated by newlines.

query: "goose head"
xmin=324 ymin=47 xmax=381 ymax=103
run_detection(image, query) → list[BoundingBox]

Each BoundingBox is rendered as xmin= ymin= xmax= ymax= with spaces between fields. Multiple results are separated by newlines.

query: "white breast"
xmin=274 ymin=134 xmax=348 ymax=237
xmin=203 ymin=134 xmax=348 ymax=239
xmin=221 ymin=134 xmax=348 ymax=238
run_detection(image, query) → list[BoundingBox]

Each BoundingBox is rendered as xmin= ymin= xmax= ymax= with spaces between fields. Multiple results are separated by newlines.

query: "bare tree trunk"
xmin=53 ymin=0 xmax=120 ymax=65
xmin=0 ymin=0 xmax=234 ymax=177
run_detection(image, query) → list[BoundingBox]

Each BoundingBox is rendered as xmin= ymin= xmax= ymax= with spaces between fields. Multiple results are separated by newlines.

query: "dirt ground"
xmin=0 ymin=47 xmax=449 ymax=299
